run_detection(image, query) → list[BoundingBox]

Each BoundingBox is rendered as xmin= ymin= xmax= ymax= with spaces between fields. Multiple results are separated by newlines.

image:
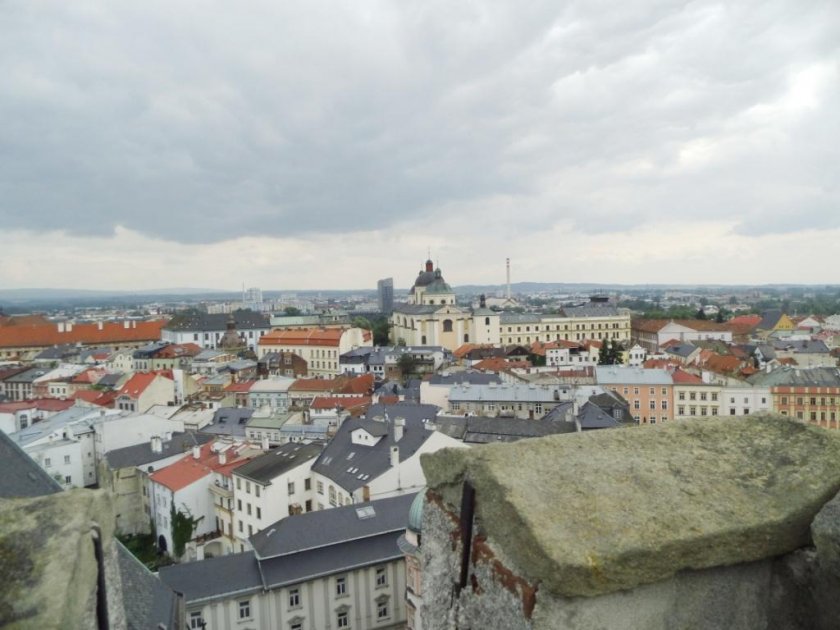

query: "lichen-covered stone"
xmin=0 ymin=489 xmax=116 ymax=629
xmin=421 ymin=415 xmax=840 ymax=598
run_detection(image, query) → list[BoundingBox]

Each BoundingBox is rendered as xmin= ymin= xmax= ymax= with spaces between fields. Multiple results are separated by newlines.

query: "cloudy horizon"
xmin=1 ymin=0 xmax=838 ymax=291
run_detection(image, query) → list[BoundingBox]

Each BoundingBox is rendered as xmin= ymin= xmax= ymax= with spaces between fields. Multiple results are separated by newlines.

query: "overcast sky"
xmin=1 ymin=0 xmax=838 ymax=291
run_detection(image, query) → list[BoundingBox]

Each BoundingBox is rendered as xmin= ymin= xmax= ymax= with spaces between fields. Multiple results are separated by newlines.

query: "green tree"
xmin=351 ymin=316 xmax=372 ymax=330
xmin=608 ymin=339 xmax=624 ymax=365
xmin=283 ymin=306 xmax=302 ymax=316
xmin=372 ymin=318 xmax=391 ymax=346
xmin=598 ymin=340 xmax=611 ymax=365
xmin=715 ymin=310 xmax=725 ymax=323
xmin=170 ymin=505 xmax=203 ymax=559
xmin=397 ymin=353 xmax=417 ymax=379
xmin=696 ymin=308 xmax=707 ymax=320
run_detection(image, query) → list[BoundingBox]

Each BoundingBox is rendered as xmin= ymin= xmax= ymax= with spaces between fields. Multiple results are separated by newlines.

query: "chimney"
xmin=261 ymin=435 xmax=270 ymax=451
xmin=219 ymin=450 xmax=227 ymax=465
xmin=390 ymin=446 xmax=399 ymax=468
xmin=57 ymin=322 xmax=65 ymax=333
xmin=97 ymin=321 xmax=103 ymax=331
xmin=150 ymin=435 xmax=162 ymax=454
xmin=192 ymin=445 xmax=201 ymax=459
xmin=123 ymin=321 xmax=130 ymax=329
xmin=506 ymin=258 xmax=511 ymax=300
xmin=66 ymin=322 xmax=73 ymax=332
xmin=394 ymin=417 xmax=405 ymax=442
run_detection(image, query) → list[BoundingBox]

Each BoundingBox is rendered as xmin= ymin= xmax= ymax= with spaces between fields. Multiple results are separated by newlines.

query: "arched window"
xmin=485 ymin=317 xmax=490 ymax=325
xmin=464 ymin=334 xmax=470 ymax=343
xmin=443 ymin=319 xmax=453 ymax=332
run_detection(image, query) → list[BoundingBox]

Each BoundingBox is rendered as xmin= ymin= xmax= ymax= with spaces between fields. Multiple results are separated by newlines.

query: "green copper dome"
xmin=407 ymin=490 xmax=426 ymax=533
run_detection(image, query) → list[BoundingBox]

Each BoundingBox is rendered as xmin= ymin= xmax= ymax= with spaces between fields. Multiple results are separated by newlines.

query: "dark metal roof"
xmin=164 ymin=310 xmax=270 ymax=333
xmin=104 ymin=432 xmax=212 ymax=470
xmin=428 ymin=372 xmax=502 ymax=386
xmin=250 ymin=492 xmax=417 ymax=559
xmin=117 ymin=543 xmax=180 ymax=630
xmin=233 ymin=441 xmax=325 ymax=484
xmin=0 ymin=429 xmax=61 ymax=498
xmin=159 ymin=552 xmax=263 ymax=604
xmin=260 ymin=533 xmax=403 ymax=589
xmin=311 ymin=403 xmax=439 ymax=492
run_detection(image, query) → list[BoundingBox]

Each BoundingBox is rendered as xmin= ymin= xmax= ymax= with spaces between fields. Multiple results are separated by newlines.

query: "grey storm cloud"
xmin=0 ymin=0 xmax=838 ymax=243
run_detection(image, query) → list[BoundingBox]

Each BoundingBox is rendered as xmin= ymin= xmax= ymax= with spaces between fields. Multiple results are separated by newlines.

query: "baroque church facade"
xmin=390 ymin=260 xmax=500 ymax=351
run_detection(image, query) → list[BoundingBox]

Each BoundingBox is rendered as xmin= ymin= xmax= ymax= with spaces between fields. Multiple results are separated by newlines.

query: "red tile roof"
xmin=155 ymin=343 xmax=202 ymax=358
xmin=453 ymin=343 xmax=494 ymax=359
xmin=289 ymin=378 xmax=336 ymax=392
xmin=259 ymin=328 xmax=346 ymax=347
xmin=0 ymin=318 xmax=167 ymax=349
xmin=0 ymin=398 xmax=76 ymax=413
xmin=310 ymin=395 xmax=371 ymax=411
xmin=472 ymin=357 xmax=531 ymax=372
xmin=337 ymin=374 xmax=374 ymax=395
xmin=670 ymin=368 xmax=703 ymax=384
xmin=118 ymin=373 xmax=160 ymax=399
xmin=223 ymin=380 xmax=256 ymax=393
xmin=70 ymin=369 xmax=106 ymax=384
xmin=150 ymin=442 xmax=257 ymax=492
xmin=71 ymin=390 xmax=117 ymax=407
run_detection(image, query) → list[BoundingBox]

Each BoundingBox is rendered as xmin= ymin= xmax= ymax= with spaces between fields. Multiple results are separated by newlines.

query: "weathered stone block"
xmin=0 ymin=489 xmax=117 ymax=629
xmin=422 ymin=415 xmax=840 ymax=599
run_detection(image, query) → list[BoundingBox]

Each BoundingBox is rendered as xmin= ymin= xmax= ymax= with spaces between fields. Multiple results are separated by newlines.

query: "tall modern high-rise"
xmin=377 ymin=277 xmax=394 ymax=313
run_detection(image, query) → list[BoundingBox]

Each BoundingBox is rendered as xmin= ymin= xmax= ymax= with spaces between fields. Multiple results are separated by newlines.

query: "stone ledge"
xmin=421 ymin=415 xmax=840 ymax=597
xmin=0 ymin=489 xmax=116 ymax=629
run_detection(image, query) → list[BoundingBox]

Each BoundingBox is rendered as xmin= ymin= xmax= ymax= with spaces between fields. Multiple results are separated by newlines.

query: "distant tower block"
xmin=506 ymin=258 xmax=511 ymax=300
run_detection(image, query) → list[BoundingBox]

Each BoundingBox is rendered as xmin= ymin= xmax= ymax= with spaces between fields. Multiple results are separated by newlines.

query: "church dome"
xmin=411 ymin=259 xmax=437 ymax=294
xmin=424 ymin=269 xmax=453 ymax=295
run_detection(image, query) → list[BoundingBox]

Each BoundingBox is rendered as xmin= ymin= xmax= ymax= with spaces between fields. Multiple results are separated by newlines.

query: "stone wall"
xmin=419 ymin=415 xmax=840 ymax=630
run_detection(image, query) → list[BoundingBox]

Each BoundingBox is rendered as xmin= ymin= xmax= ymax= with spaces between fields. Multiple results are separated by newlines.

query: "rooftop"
xmin=233 ymin=441 xmax=325 ymax=484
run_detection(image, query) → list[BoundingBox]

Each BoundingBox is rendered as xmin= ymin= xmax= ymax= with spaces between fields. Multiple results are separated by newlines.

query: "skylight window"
xmin=356 ymin=506 xmax=376 ymax=520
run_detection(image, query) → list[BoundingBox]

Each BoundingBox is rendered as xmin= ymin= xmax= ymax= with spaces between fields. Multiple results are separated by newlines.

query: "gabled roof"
xmin=105 ymin=432 xmax=213 ymax=469
xmin=117 ymin=373 xmax=161 ymax=399
xmin=311 ymin=403 xmax=440 ymax=492
xmin=150 ymin=441 xmax=257 ymax=492
xmin=223 ymin=380 xmax=256 ymax=393
xmin=233 ymin=441 xmax=325 ymax=484
xmin=250 ymin=492 xmax=417 ymax=559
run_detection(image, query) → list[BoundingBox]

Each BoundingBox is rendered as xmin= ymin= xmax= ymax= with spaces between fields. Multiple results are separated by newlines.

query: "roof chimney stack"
xmin=394 ymin=417 xmax=405 ymax=442
xmin=150 ymin=435 xmax=162 ymax=454
xmin=390 ymin=445 xmax=399 ymax=468
xmin=261 ymin=435 xmax=270 ymax=451
xmin=506 ymin=258 xmax=511 ymax=300
xmin=219 ymin=450 xmax=227 ymax=466
xmin=192 ymin=445 xmax=201 ymax=459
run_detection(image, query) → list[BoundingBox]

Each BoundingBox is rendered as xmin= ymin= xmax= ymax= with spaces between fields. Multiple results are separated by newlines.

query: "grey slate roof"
xmin=311 ymin=403 xmax=439 ymax=492
xmin=757 ymin=310 xmax=784 ymax=330
xmin=159 ymin=552 xmax=263 ymax=604
xmin=233 ymin=441 xmax=325 ymax=484
xmin=560 ymin=305 xmax=622 ymax=317
xmin=499 ymin=313 xmax=542 ymax=325
xmin=665 ymin=343 xmax=697 ymax=358
xmin=160 ymin=493 xmax=416 ymax=605
xmin=392 ymin=303 xmax=441 ymax=315
xmin=577 ymin=401 xmax=625 ymax=430
xmin=104 ymin=432 xmax=212 ymax=469
xmin=33 ymin=344 xmax=79 ymax=361
xmin=6 ymin=366 xmax=51 ymax=384
xmin=0 ymin=429 xmax=61 ymax=498
xmin=117 ymin=543 xmax=180 ymax=630
xmin=428 ymin=372 xmax=502 ymax=386
xmin=461 ymin=415 xmax=576 ymax=443
xmin=260 ymin=533 xmax=403 ymax=588
xmin=748 ymin=366 xmax=840 ymax=388
xmin=97 ymin=372 xmax=125 ymax=388
xmin=199 ymin=407 xmax=253 ymax=438
xmin=772 ymin=339 xmax=830 ymax=354
xmin=164 ymin=310 xmax=270 ymax=332
xmin=250 ymin=492 xmax=417 ymax=559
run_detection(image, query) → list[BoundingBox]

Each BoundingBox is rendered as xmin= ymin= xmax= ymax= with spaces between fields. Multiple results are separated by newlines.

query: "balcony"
xmin=209 ymin=480 xmax=233 ymax=498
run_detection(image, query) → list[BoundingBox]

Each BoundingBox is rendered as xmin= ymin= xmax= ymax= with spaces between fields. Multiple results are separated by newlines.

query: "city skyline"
xmin=1 ymin=1 xmax=837 ymax=290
